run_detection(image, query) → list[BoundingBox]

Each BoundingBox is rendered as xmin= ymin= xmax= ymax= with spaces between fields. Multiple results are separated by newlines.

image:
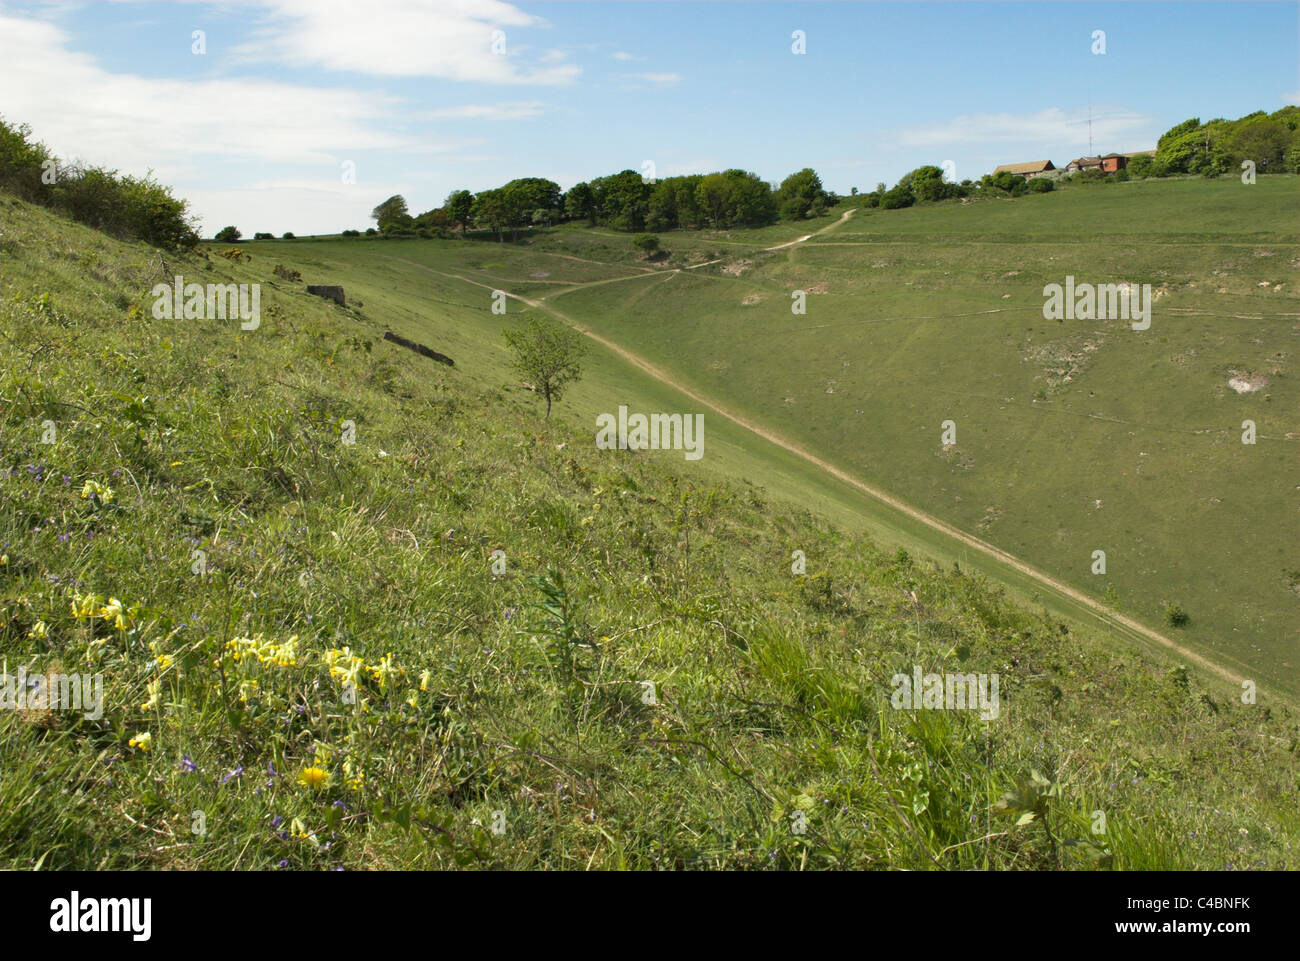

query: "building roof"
xmin=993 ymin=160 xmax=1055 ymax=175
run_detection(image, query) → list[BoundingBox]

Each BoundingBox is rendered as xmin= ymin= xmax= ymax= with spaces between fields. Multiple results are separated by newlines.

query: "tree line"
xmin=369 ymin=166 xmax=836 ymax=240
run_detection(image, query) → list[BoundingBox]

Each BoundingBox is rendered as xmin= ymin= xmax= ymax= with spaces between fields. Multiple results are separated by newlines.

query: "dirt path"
xmin=392 ymin=212 xmax=1258 ymax=694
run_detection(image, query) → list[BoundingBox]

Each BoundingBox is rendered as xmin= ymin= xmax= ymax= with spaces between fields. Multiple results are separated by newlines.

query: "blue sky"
xmin=0 ymin=1 xmax=1294 ymax=235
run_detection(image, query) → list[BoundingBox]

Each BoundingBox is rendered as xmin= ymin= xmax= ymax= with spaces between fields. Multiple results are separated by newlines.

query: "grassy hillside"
xmin=398 ymin=176 xmax=1300 ymax=695
xmin=1 ymin=192 xmax=1298 ymax=869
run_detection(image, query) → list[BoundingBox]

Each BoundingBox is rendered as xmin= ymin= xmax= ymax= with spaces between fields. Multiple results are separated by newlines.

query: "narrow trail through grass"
xmin=393 ymin=237 xmax=1266 ymax=701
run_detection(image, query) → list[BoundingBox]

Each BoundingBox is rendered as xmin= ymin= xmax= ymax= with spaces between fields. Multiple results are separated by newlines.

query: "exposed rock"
xmin=384 ymin=330 xmax=454 ymax=367
xmin=307 ymin=285 xmax=346 ymax=306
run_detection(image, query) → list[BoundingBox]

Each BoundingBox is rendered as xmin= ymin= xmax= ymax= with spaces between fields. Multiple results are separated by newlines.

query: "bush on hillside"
xmin=214 ymin=225 xmax=242 ymax=243
xmin=253 ymin=232 xmax=274 ymax=240
xmin=0 ymin=117 xmax=198 ymax=249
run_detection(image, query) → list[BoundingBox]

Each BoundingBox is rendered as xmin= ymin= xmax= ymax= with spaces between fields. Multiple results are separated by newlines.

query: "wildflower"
xmin=154 ymin=653 xmax=173 ymax=672
xmin=298 ymin=766 xmax=330 ymax=790
xmin=28 ymin=620 xmax=48 ymax=640
xmin=325 ymin=647 xmax=364 ymax=687
xmin=80 ymin=480 xmax=115 ymax=505
xmin=98 ymin=597 xmax=130 ymax=631
xmin=405 ymin=690 xmax=419 ymax=708
xmin=128 ymin=731 xmax=152 ymax=752
xmin=419 ymin=669 xmax=432 ymax=692
xmin=141 ymin=678 xmax=160 ymax=711
xmin=179 ymin=755 xmax=198 ymax=773
xmin=71 ymin=592 xmax=101 ymax=619
xmin=368 ymin=653 xmax=399 ymax=691
xmin=220 ymin=766 xmax=243 ymax=785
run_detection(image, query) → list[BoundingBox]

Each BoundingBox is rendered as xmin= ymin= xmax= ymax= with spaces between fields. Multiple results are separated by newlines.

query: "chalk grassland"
xmin=2 ymin=194 xmax=1298 ymax=869
xmin=543 ymin=178 xmax=1300 ymax=695
xmin=253 ymin=177 xmax=1298 ymax=697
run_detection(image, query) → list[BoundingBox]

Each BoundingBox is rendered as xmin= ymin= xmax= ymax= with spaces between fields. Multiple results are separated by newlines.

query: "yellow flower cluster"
xmin=324 ymin=647 xmax=411 ymax=695
xmin=324 ymin=646 xmax=365 ymax=687
xmin=226 ymin=634 xmax=299 ymax=667
xmin=70 ymin=593 xmax=134 ymax=631
xmin=80 ymin=480 xmax=115 ymax=505
xmin=141 ymin=678 xmax=161 ymax=712
xmin=128 ymin=731 xmax=152 ymax=751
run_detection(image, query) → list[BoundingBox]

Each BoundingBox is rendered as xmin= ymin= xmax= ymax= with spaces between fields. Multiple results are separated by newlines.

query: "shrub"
xmin=879 ymin=184 xmax=915 ymax=209
xmin=341 ymin=229 xmax=361 ymax=237
xmin=1127 ymin=154 xmax=1155 ymax=178
xmin=0 ymin=117 xmax=200 ymax=249
xmin=281 ymin=231 xmax=295 ymax=240
xmin=1028 ymin=177 xmax=1054 ymax=193
xmin=632 ymin=234 xmax=660 ymax=253
xmin=214 ymin=225 xmax=242 ymax=243
xmin=253 ymin=232 xmax=274 ymax=240
xmin=365 ymin=227 xmax=377 ymax=236
xmin=272 ymin=264 xmax=301 ymax=283
xmin=1164 ymin=603 xmax=1189 ymax=628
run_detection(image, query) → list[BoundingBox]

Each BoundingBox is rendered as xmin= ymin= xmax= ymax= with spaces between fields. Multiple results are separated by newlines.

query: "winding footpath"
xmin=395 ymin=208 xmax=1264 ymax=696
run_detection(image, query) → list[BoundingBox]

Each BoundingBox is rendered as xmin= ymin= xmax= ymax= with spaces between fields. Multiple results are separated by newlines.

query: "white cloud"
xmin=612 ymin=51 xmax=643 ymax=62
xmin=626 ymin=72 xmax=681 ymax=88
xmin=226 ymin=0 xmax=580 ymax=83
xmin=0 ymin=13 xmax=428 ymax=233
xmin=418 ymin=101 xmax=547 ymax=121
xmin=897 ymin=106 xmax=1158 ymax=152
xmin=1283 ymin=90 xmax=1300 ymax=106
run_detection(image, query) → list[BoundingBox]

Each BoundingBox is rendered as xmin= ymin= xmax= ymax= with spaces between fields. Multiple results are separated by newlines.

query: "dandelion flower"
xmin=298 ymin=766 xmax=330 ymax=790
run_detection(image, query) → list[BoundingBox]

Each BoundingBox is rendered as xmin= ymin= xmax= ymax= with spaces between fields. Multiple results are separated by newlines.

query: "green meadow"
xmin=248 ymin=176 xmax=1299 ymax=697
xmin=2 ymin=174 xmax=1298 ymax=870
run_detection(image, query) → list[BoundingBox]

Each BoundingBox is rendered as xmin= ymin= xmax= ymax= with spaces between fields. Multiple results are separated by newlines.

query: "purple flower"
xmin=271 ymin=815 xmax=283 ymax=828
xmin=179 ymin=755 xmax=198 ymax=773
xmin=220 ymin=765 xmax=243 ymax=785
xmin=278 ymin=860 xmax=289 ymax=868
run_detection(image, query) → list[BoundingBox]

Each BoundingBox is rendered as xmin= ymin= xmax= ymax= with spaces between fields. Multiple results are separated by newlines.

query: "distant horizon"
xmin=1 ymin=0 xmax=1294 ymax=234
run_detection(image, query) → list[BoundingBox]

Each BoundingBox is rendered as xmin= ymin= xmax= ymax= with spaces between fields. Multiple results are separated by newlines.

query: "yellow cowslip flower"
xmin=141 ymin=678 xmax=160 ymax=711
xmin=270 ymin=635 xmax=299 ymax=667
xmin=71 ymin=592 xmax=101 ymax=619
xmin=80 ymin=480 xmax=115 ymax=505
xmin=28 ymin=620 xmax=48 ymax=640
xmin=343 ymin=758 xmax=364 ymax=791
xmin=238 ymin=679 xmax=259 ymax=703
xmin=98 ymin=597 xmax=129 ymax=631
xmin=405 ymin=690 xmax=419 ymax=708
xmin=368 ymin=653 xmax=399 ymax=691
xmin=298 ymin=766 xmax=329 ymax=790
xmin=326 ymin=647 xmax=363 ymax=687
xmin=419 ymin=669 xmax=432 ymax=692
xmin=128 ymin=731 xmax=152 ymax=752
xmin=155 ymin=653 xmax=173 ymax=672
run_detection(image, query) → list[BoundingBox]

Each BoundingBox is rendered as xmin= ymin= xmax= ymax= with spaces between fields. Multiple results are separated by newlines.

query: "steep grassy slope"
xmin=1 ymin=194 xmax=1297 ymax=870
xmin=539 ymin=178 xmax=1300 ymax=694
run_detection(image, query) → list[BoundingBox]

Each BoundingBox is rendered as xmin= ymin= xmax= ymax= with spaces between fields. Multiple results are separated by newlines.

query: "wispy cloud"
xmin=418 ymin=102 xmax=547 ymax=121
xmin=623 ymin=72 xmax=681 ymax=88
xmin=897 ymin=106 xmax=1158 ymax=151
